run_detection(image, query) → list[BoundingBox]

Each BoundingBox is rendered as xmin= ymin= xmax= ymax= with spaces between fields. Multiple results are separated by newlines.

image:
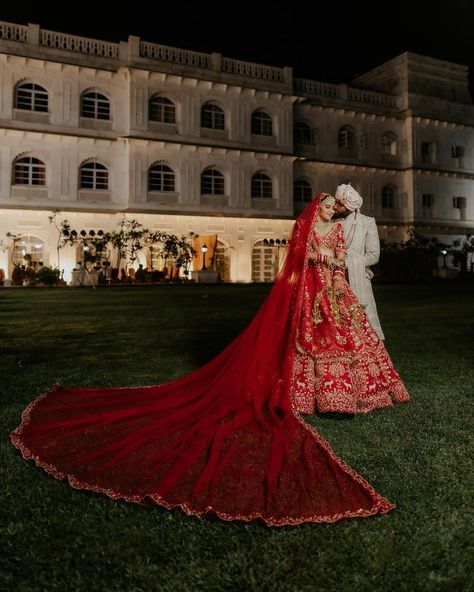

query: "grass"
xmin=1 ymin=282 xmax=473 ymax=592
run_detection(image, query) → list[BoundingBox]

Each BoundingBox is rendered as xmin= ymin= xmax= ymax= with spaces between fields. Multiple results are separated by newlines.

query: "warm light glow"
xmin=62 ymin=263 xmax=74 ymax=283
xmin=201 ymin=244 xmax=208 ymax=271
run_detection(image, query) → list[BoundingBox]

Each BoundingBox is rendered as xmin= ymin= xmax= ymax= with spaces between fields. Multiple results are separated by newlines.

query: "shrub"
xmin=35 ymin=266 xmax=61 ymax=286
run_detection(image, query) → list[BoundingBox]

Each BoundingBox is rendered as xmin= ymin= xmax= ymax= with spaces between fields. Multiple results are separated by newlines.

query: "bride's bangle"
xmin=308 ymin=254 xmax=328 ymax=265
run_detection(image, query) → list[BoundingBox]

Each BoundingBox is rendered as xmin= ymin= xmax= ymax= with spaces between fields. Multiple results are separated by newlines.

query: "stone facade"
xmin=0 ymin=22 xmax=472 ymax=282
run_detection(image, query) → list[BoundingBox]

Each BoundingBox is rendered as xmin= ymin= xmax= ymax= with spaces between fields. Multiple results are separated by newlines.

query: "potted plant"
xmin=35 ymin=265 xmax=62 ymax=286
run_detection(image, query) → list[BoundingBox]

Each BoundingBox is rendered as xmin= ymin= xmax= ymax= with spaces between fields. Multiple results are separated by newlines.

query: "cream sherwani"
xmin=341 ymin=211 xmax=385 ymax=339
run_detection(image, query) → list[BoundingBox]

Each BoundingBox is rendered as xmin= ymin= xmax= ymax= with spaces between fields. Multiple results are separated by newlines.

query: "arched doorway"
xmin=9 ymin=234 xmax=47 ymax=278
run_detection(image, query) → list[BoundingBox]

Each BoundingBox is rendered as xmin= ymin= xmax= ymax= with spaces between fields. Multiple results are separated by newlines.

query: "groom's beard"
xmin=332 ymin=211 xmax=349 ymax=220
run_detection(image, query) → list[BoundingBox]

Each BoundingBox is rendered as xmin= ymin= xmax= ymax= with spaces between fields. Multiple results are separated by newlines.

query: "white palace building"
xmin=0 ymin=21 xmax=473 ymax=283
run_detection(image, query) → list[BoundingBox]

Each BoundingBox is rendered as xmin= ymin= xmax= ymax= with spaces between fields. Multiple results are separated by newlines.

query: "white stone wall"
xmin=128 ymin=70 xmax=294 ymax=152
xmin=0 ymin=129 xmax=127 ymax=210
xmin=0 ymin=53 xmax=129 ymax=135
xmin=294 ymin=103 xmax=408 ymax=169
xmin=414 ymin=119 xmax=474 ymax=171
xmin=414 ymin=173 xmax=474 ymax=221
xmin=127 ymin=140 xmax=294 ymax=215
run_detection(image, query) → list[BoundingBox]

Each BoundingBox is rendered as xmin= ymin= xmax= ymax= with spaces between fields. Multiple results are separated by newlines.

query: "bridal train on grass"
xmin=11 ymin=193 xmax=409 ymax=526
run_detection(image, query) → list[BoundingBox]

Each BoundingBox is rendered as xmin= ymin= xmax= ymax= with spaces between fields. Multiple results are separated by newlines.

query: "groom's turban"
xmin=335 ymin=183 xmax=363 ymax=211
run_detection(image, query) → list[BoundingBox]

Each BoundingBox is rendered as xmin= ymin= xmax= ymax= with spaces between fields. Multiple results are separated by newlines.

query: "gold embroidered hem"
xmin=11 ymin=384 xmax=395 ymax=527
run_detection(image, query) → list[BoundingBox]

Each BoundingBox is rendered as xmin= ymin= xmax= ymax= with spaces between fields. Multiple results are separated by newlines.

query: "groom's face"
xmin=335 ymin=200 xmax=350 ymax=216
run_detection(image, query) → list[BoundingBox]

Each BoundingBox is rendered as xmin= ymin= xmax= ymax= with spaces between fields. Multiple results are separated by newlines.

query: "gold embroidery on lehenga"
xmin=326 ymin=287 xmax=341 ymax=326
xmin=312 ymin=291 xmax=323 ymax=325
xmin=347 ymin=303 xmax=363 ymax=329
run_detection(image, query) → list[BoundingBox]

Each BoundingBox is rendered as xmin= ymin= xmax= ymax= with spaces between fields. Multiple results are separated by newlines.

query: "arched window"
xmin=201 ymin=103 xmax=225 ymax=130
xmin=15 ymin=82 xmax=49 ymax=112
xmin=294 ymin=121 xmax=315 ymax=145
xmin=201 ymin=168 xmax=224 ymax=195
xmin=148 ymin=163 xmax=175 ymax=192
xmin=382 ymin=132 xmax=398 ymax=155
xmin=80 ymin=91 xmax=111 ymax=120
xmin=251 ymin=109 xmax=272 ymax=136
xmin=13 ymin=156 xmax=46 ymax=185
xmin=11 ymin=234 xmax=46 ymax=267
xmin=251 ymin=172 xmax=273 ymax=198
xmin=79 ymin=162 xmax=109 ymax=190
xmin=149 ymin=95 xmax=176 ymax=123
xmin=338 ymin=125 xmax=355 ymax=150
xmin=382 ymin=184 xmax=397 ymax=209
xmin=293 ymin=179 xmax=312 ymax=203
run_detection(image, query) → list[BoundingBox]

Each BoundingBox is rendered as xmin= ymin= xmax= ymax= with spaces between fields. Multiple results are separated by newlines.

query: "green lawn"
xmin=1 ymin=282 xmax=473 ymax=592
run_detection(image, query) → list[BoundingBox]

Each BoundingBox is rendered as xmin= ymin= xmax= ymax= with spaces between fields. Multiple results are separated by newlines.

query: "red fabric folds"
xmin=11 ymin=194 xmax=396 ymax=526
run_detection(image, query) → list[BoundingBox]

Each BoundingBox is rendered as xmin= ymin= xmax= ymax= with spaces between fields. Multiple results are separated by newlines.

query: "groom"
xmin=334 ymin=183 xmax=385 ymax=340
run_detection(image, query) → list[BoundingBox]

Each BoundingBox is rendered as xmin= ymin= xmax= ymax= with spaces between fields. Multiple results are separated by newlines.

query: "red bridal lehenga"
xmin=11 ymin=194 xmax=409 ymax=527
xmin=291 ymin=213 xmax=410 ymax=415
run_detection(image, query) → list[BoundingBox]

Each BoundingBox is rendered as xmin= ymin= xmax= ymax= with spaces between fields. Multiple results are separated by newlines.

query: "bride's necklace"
xmin=315 ymin=219 xmax=333 ymax=235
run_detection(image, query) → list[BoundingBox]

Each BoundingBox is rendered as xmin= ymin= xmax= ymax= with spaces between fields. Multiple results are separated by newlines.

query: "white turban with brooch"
xmin=335 ymin=183 xmax=363 ymax=211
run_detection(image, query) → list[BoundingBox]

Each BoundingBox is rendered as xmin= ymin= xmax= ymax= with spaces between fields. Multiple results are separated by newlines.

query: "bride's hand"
xmin=329 ymin=257 xmax=345 ymax=269
xmin=308 ymin=253 xmax=328 ymax=266
xmin=333 ymin=277 xmax=345 ymax=298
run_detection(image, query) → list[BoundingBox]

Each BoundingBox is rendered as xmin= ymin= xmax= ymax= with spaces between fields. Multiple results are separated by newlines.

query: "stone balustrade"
xmin=294 ymin=77 xmax=398 ymax=109
xmin=294 ymin=78 xmax=340 ymax=98
xmin=0 ymin=20 xmax=469 ymax=126
xmin=0 ymin=21 xmax=28 ymax=42
xmin=348 ymin=88 xmax=398 ymax=108
xmin=40 ymin=29 xmax=119 ymax=58
xmin=221 ymin=57 xmax=286 ymax=82
xmin=0 ymin=20 xmax=410 ymax=110
xmin=139 ymin=41 xmax=212 ymax=68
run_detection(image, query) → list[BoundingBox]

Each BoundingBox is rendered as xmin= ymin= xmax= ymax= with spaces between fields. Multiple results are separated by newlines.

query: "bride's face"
xmin=318 ymin=202 xmax=336 ymax=222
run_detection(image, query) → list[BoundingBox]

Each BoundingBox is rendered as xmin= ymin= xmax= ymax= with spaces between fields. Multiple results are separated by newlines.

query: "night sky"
xmin=1 ymin=0 xmax=474 ymax=95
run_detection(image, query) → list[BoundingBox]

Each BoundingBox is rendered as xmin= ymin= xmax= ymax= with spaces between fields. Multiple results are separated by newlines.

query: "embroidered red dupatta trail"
xmin=11 ymin=195 xmax=395 ymax=526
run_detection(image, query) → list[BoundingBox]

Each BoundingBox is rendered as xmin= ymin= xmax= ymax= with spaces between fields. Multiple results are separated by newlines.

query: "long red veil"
xmin=11 ymin=194 xmax=395 ymax=526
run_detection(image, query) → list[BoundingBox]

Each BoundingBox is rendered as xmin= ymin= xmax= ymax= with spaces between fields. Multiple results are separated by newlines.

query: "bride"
xmin=291 ymin=192 xmax=409 ymax=414
xmin=11 ymin=193 xmax=409 ymax=527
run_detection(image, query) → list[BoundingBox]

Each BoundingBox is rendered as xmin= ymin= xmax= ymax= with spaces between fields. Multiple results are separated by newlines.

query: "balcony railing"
xmin=221 ymin=57 xmax=285 ymax=82
xmin=294 ymin=77 xmax=398 ymax=109
xmin=0 ymin=21 xmax=28 ymax=43
xmin=140 ymin=41 xmax=212 ymax=69
xmin=348 ymin=88 xmax=397 ymax=108
xmin=294 ymin=79 xmax=340 ymax=98
xmin=0 ymin=21 xmax=289 ymax=86
xmin=0 ymin=20 xmax=400 ymax=108
xmin=40 ymin=29 xmax=119 ymax=58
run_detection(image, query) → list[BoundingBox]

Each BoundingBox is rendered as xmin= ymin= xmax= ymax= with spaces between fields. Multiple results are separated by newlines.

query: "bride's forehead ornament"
xmin=319 ymin=193 xmax=336 ymax=206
